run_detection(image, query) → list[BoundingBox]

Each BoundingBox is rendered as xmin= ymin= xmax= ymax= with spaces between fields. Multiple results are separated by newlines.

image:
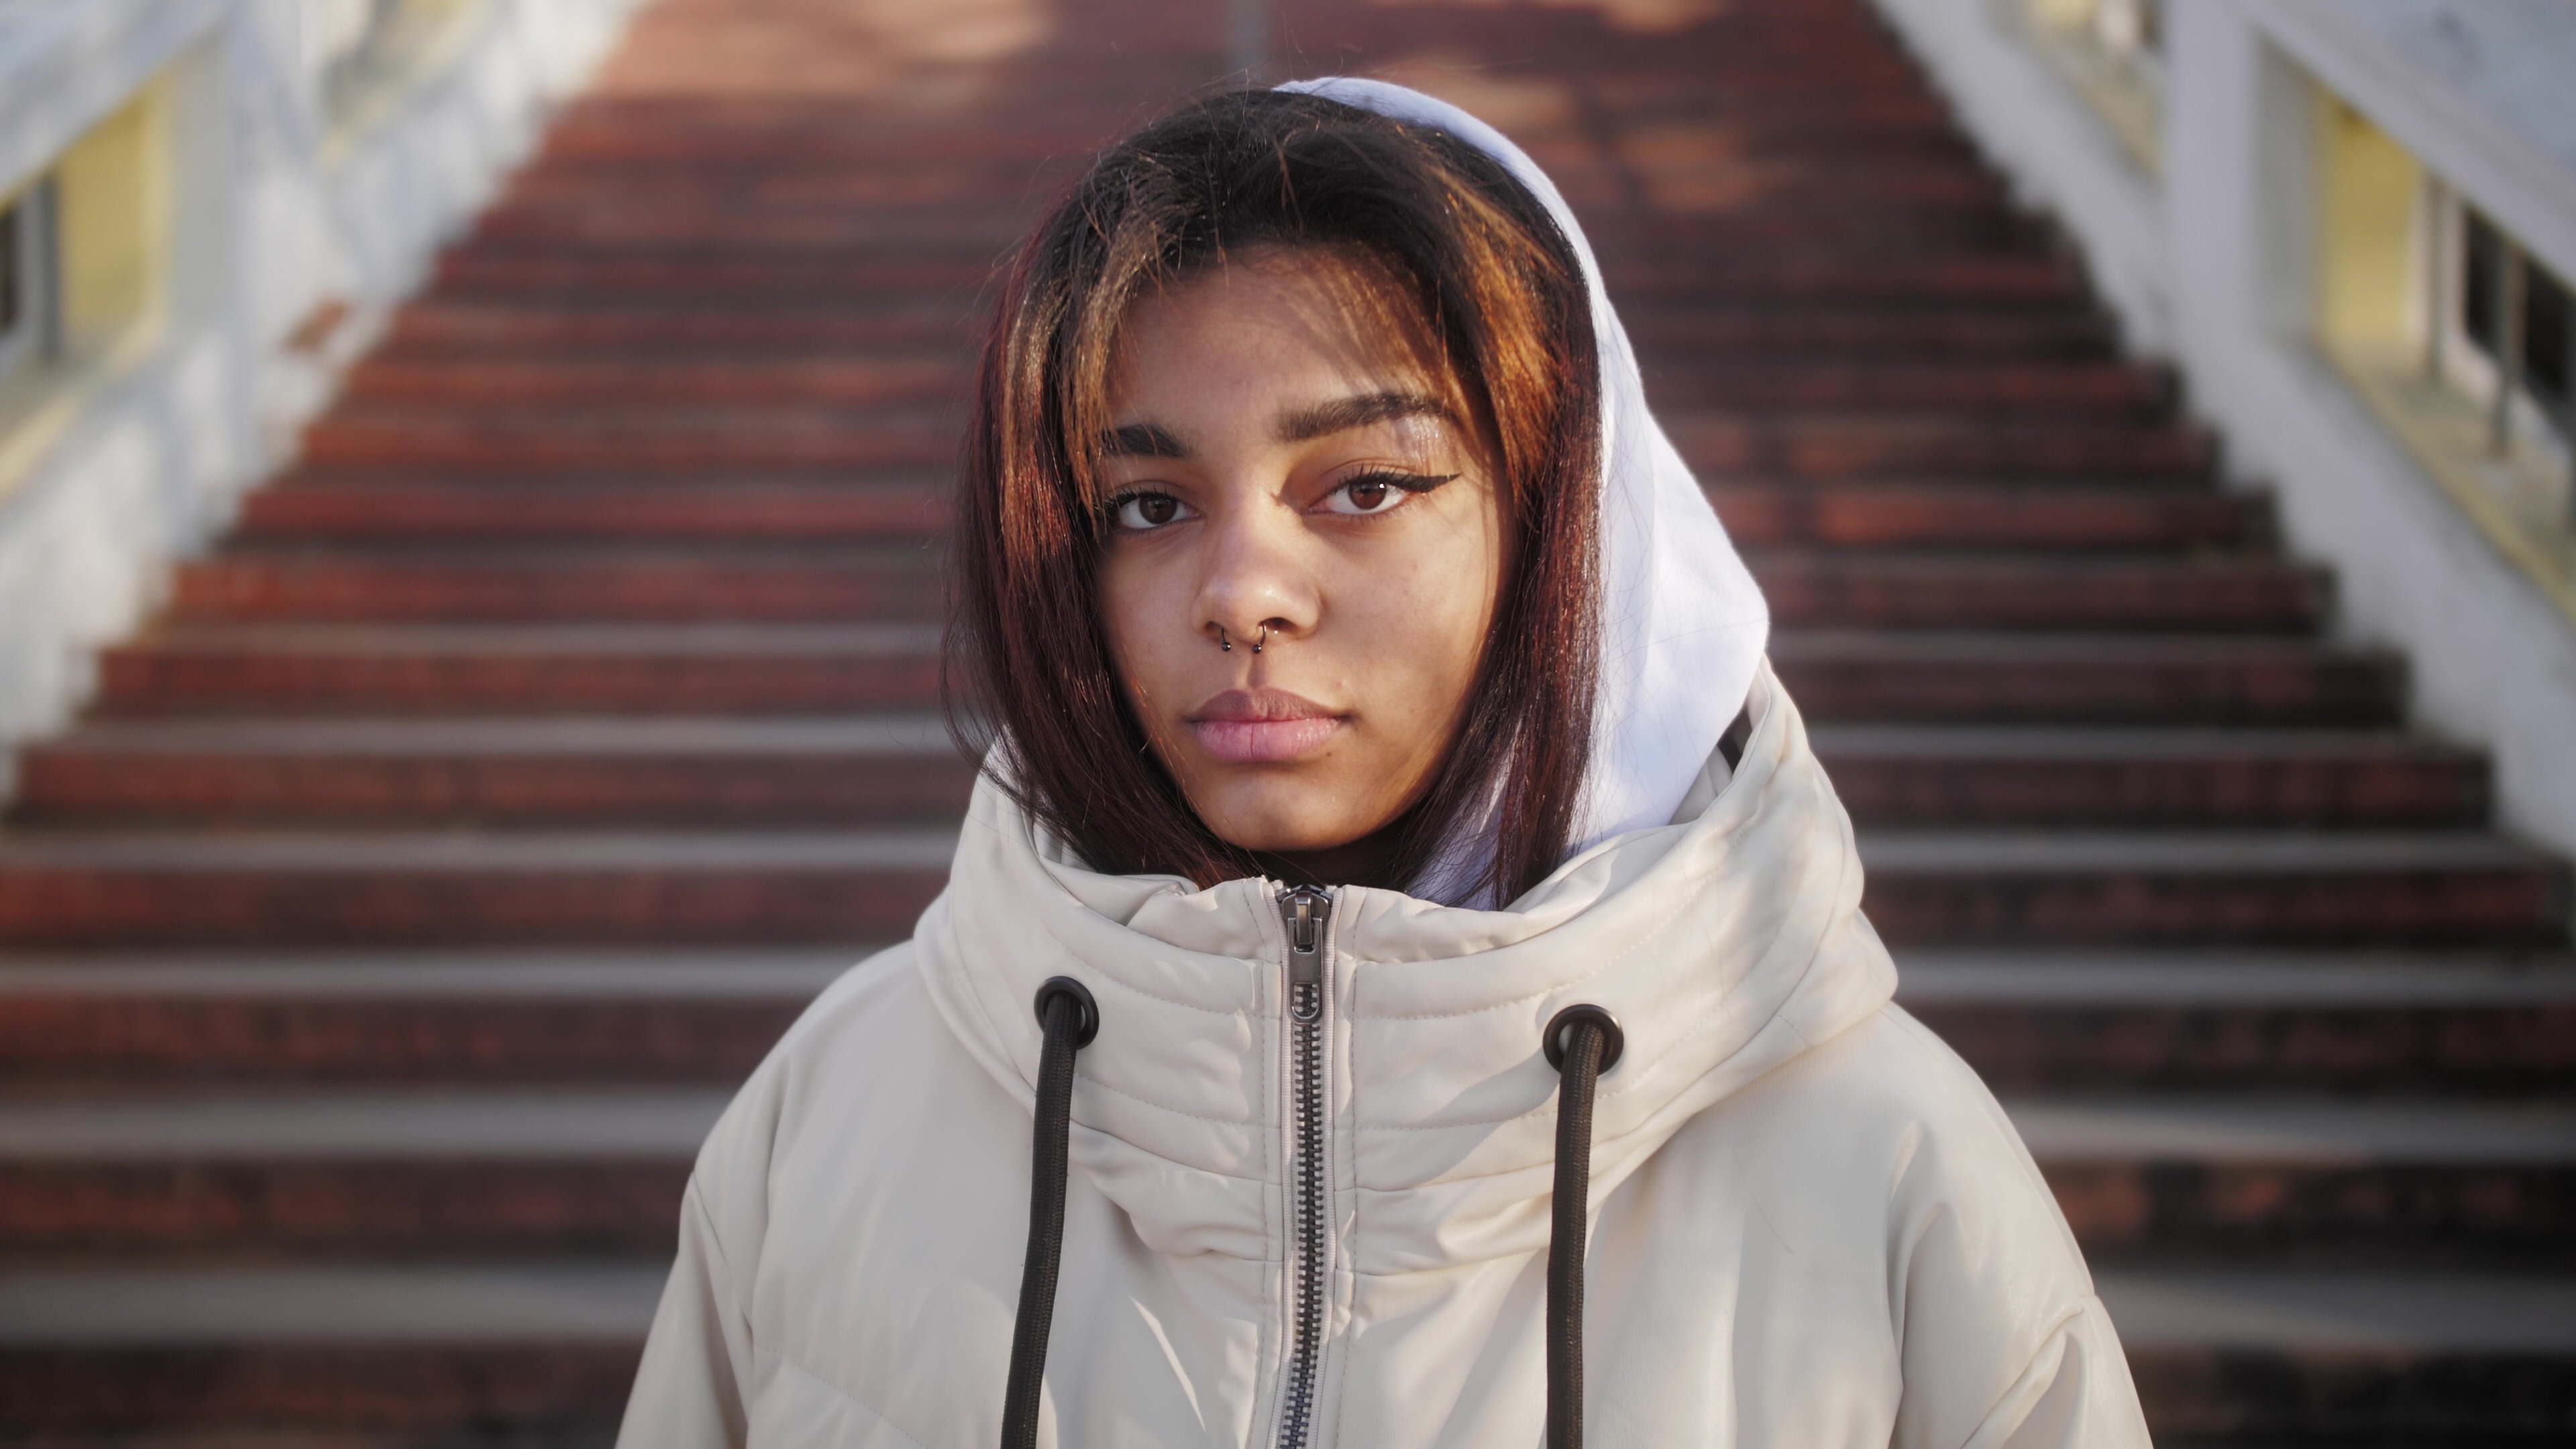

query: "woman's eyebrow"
xmin=1101 ymin=422 xmax=1189 ymax=458
xmin=1275 ymin=390 xmax=1450 ymax=443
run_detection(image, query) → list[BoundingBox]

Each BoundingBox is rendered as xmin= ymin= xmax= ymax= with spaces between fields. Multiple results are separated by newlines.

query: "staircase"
xmin=1 ymin=0 xmax=2569 ymax=1442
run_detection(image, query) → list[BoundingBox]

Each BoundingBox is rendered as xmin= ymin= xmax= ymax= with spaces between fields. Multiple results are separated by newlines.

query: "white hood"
xmin=1278 ymin=76 xmax=1772 ymax=861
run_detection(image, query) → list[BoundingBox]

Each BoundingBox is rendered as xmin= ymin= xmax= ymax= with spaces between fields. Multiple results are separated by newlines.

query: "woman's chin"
xmin=1189 ymin=716 xmax=1344 ymax=764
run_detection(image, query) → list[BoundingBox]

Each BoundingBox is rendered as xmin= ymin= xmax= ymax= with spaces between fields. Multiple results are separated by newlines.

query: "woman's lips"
xmin=1188 ymin=690 xmax=1344 ymax=763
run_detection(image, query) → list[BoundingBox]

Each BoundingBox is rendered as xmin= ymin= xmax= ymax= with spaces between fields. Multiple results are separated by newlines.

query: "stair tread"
xmin=1894 ymin=949 xmax=2576 ymax=1004
xmin=1776 ymin=631 xmax=2364 ymax=658
xmin=1858 ymin=832 xmax=2556 ymax=871
xmin=32 ymin=714 xmax=955 ymax=755
xmin=1811 ymin=727 xmax=2470 ymax=759
xmin=2096 ymin=1269 xmax=2576 ymax=1352
xmin=0 ymin=1089 xmax=727 ymax=1159
xmin=2003 ymin=1096 xmax=2576 ymax=1165
xmin=125 ymin=623 xmax=941 ymax=655
xmin=0 ymin=1265 xmax=665 ymax=1344
xmin=0 ymin=829 xmax=959 ymax=870
xmin=0 ymin=949 xmax=858 ymax=999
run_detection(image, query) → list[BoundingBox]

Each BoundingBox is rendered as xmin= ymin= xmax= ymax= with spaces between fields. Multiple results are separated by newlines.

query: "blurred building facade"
xmin=0 ymin=0 xmax=638 ymax=783
xmin=1879 ymin=0 xmax=2576 ymax=855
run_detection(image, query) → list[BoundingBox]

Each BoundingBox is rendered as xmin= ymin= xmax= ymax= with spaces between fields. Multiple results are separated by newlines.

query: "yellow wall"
xmin=2314 ymin=93 xmax=2422 ymax=354
xmin=55 ymin=79 xmax=170 ymax=347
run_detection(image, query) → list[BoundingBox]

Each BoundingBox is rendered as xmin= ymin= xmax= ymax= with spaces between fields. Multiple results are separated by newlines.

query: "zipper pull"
xmin=1277 ymin=885 xmax=1330 ymax=1023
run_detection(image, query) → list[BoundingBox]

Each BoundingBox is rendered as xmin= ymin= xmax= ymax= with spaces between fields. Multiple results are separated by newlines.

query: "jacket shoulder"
xmin=686 ymin=941 xmax=930 ymax=1201
xmin=1659 ymin=1004 xmax=2120 ymax=1446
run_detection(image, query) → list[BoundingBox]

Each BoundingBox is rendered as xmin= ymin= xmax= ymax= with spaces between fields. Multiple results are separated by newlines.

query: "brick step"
xmin=31 ymin=1273 xmax=2555 ymax=1444
xmin=1625 ymin=307 xmax=2116 ymax=360
xmin=85 ymin=626 xmax=2396 ymax=722
xmin=1715 ymin=484 xmax=2261 ymax=550
xmin=1814 ymin=727 xmax=2484 ymax=828
xmin=235 ymin=481 xmax=945 ymax=543
xmin=1902 ymin=951 xmax=2576 ymax=1093
xmin=172 ymin=545 xmax=947 ymax=623
xmin=15 ymin=1141 xmax=2560 ymax=1274
xmin=430 ymin=248 xmax=2073 ymax=305
xmin=0 ymin=1082 xmax=2563 ymax=1267
xmin=9 ymin=717 xmax=976 ymax=827
xmin=2020 ymin=1097 xmax=2576 ymax=1268
xmin=1643 ymin=361 xmax=2167 ymax=415
xmin=0 ymin=950 xmax=843 ymax=1085
xmin=276 ymin=409 xmax=2205 ymax=484
xmin=1858 ymin=833 xmax=2569 ymax=947
xmin=0 ymin=1089 xmax=716 ymax=1258
xmin=1774 ymin=633 xmax=2402 ymax=726
xmin=227 ymin=478 xmax=2239 ymax=553
xmin=92 ymin=624 xmax=943 ymax=717
xmin=0 ymin=830 xmax=954 ymax=948
xmin=334 ymin=355 xmax=2159 ymax=416
xmin=0 ymin=1269 xmax=648 ymax=1436
xmin=15 ymin=721 xmax=2467 ymax=833
xmin=338 ymin=356 xmax=971 ymax=409
xmin=160 ymin=547 xmax=2296 ymax=629
xmin=1754 ymin=553 xmax=2324 ymax=631
xmin=529 ymin=97 xmax=1972 ymax=163
xmin=1567 ymin=165 xmax=2012 ymax=216
xmin=492 ymin=166 xmax=1076 ymax=213
xmin=1676 ymin=413 xmax=2212 ymax=478
xmin=496 ymin=152 xmax=2012 ymax=215
xmin=382 ymin=301 xmax=981 ymax=354
xmin=2106 ymin=1270 xmax=2576 ymax=1442
xmin=371 ymin=301 xmax=2115 ymax=362
xmin=298 ymin=408 xmax=963 ymax=474
xmin=471 ymin=197 xmax=2047 ymax=254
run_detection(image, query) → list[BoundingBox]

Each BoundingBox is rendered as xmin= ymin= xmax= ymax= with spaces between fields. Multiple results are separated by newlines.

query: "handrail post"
xmin=2489 ymin=238 xmax=2525 ymax=458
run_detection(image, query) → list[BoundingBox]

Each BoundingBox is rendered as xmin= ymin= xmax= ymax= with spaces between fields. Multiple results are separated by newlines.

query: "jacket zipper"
xmin=1275 ymin=884 xmax=1332 ymax=1449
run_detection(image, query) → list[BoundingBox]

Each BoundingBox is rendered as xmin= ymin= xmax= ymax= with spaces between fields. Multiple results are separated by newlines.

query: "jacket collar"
xmin=913 ymin=661 xmax=1896 ymax=1271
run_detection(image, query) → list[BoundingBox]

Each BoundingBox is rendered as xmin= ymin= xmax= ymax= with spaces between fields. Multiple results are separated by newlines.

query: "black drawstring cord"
xmin=1543 ymin=1004 xmax=1625 ymax=1449
xmin=1002 ymin=977 xmax=1098 ymax=1449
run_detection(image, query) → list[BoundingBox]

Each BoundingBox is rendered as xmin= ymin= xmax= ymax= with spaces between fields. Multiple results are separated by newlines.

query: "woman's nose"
xmin=1195 ymin=494 xmax=1319 ymax=649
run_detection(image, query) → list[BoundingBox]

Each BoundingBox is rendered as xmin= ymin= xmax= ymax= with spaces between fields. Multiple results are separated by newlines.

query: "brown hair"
xmin=946 ymin=88 xmax=1602 ymax=904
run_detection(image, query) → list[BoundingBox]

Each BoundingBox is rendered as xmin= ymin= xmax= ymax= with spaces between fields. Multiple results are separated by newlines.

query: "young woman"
xmin=618 ymin=81 xmax=2151 ymax=1448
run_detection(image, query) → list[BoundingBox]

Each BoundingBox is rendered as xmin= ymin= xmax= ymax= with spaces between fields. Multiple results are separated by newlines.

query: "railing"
xmin=2453 ymin=205 xmax=2575 ymax=480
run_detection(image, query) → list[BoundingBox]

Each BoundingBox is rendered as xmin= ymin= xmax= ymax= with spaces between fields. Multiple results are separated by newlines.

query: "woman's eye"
xmin=1322 ymin=473 xmax=1421 ymax=517
xmin=1112 ymin=492 xmax=1191 ymax=531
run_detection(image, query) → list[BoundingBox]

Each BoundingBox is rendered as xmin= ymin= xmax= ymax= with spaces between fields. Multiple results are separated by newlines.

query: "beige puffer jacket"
xmin=616 ymin=664 xmax=2151 ymax=1447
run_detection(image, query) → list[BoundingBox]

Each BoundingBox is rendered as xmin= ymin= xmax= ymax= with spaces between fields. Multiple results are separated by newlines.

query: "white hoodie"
xmin=616 ymin=80 xmax=2151 ymax=1448
xmin=616 ymin=667 xmax=2150 ymax=1447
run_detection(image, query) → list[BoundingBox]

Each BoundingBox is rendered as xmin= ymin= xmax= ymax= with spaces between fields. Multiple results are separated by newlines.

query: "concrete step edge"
xmin=2002 ymin=1095 xmax=2576 ymax=1165
xmin=0 ymin=948 xmax=865 ymax=998
xmin=34 ymin=714 xmax=957 ymax=757
xmin=0 ymin=1089 xmax=729 ymax=1160
xmin=1894 ymin=949 xmax=2576 ymax=1004
xmin=0 ymin=829 xmax=960 ymax=870
xmin=2097 ymin=1269 xmax=2576 ymax=1353
xmin=0 ymin=1265 xmax=665 ymax=1344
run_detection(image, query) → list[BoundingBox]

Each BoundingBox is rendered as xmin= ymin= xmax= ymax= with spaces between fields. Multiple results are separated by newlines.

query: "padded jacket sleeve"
xmin=618 ymin=1177 xmax=757 ymax=1449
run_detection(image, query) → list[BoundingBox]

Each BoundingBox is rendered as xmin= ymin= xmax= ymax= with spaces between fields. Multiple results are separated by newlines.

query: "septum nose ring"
xmin=1218 ymin=625 xmax=1269 ymax=654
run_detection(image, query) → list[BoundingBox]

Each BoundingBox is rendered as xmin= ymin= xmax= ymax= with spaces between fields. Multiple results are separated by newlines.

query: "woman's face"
xmin=1097 ymin=248 xmax=1504 ymax=881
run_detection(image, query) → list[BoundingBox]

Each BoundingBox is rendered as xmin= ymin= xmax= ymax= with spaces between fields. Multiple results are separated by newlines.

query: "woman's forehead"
xmin=1106 ymin=251 xmax=1460 ymax=430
